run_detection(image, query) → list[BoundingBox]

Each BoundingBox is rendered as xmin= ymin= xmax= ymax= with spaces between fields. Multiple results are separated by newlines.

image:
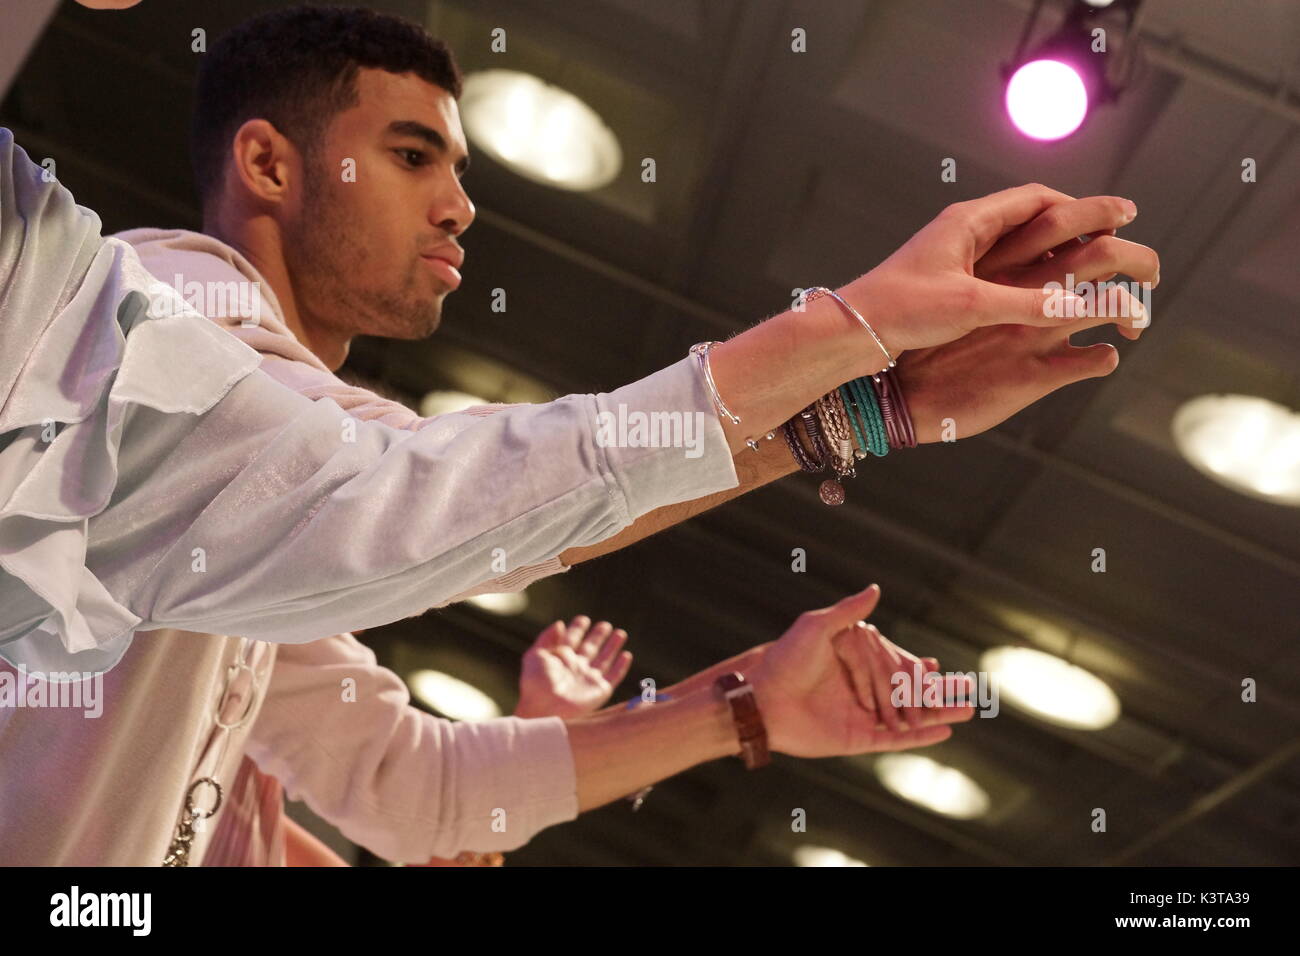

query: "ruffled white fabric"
xmin=0 ymin=128 xmax=260 ymax=674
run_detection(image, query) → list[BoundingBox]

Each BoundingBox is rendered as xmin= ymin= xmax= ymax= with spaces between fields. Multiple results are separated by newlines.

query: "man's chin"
xmin=388 ymin=312 xmax=441 ymax=340
xmin=354 ymin=292 xmax=442 ymax=340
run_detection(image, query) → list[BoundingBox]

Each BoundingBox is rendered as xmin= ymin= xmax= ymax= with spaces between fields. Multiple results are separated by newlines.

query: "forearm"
xmin=566 ymin=686 xmax=737 ymax=812
xmin=560 ymin=290 xmax=886 ymax=567
xmin=708 ymin=289 xmax=891 ymax=455
xmin=656 ymin=645 xmax=768 ymax=701
xmin=560 ymin=434 xmax=798 ymax=565
xmin=282 ymin=816 xmax=350 ymax=867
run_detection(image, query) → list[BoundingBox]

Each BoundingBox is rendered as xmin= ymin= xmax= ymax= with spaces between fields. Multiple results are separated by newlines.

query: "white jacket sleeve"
xmin=112 ymin=353 xmax=737 ymax=640
xmin=243 ymin=632 xmax=576 ymax=861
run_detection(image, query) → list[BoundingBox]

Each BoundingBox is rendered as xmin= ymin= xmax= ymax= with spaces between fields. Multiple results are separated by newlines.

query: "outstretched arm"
xmin=561 ymin=192 xmax=1157 ymax=568
xmin=565 ymin=584 xmax=972 ymax=812
xmin=243 ymin=586 xmax=969 ymax=862
xmin=560 ymin=436 xmax=797 ymax=566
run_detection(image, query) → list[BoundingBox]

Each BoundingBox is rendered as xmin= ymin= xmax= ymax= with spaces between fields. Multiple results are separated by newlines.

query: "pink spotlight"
xmin=1005 ymin=59 xmax=1089 ymax=141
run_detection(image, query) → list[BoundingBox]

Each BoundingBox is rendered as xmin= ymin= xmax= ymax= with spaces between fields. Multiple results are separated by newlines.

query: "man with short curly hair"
xmin=0 ymin=1 xmax=1155 ymax=866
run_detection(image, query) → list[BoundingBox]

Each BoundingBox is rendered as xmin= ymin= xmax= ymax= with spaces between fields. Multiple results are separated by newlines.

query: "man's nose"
xmin=432 ymin=180 xmax=475 ymax=235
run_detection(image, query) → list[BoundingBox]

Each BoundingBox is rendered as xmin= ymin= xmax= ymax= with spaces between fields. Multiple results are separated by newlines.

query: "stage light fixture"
xmin=1003 ymin=0 xmax=1144 ymax=141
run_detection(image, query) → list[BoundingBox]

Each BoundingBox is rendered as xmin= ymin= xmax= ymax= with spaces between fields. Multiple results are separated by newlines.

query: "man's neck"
xmin=202 ymin=213 xmax=351 ymax=372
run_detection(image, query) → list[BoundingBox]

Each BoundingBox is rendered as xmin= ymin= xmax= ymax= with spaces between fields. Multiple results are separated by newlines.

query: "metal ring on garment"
xmin=214 ymin=658 xmax=259 ymax=730
xmin=186 ymin=776 xmax=223 ymax=818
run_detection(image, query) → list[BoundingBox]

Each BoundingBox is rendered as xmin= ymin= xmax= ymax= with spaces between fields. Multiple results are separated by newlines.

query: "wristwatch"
xmin=714 ymin=672 xmax=771 ymax=770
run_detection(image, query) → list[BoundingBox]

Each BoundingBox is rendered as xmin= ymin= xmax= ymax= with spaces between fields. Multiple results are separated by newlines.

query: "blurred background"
xmin=4 ymin=0 xmax=1298 ymax=865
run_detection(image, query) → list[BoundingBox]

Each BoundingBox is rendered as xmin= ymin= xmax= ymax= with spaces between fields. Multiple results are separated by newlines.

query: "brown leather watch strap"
xmin=714 ymin=672 xmax=771 ymax=770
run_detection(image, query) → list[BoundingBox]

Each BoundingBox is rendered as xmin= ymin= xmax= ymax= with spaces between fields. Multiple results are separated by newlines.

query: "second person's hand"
xmin=750 ymin=584 xmax=975 ymax=758
xmin=515 ymin=615 xmax=633 ymax=719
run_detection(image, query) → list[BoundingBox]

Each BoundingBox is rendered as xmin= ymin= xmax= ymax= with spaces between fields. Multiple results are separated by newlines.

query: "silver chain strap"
xmin=161 ymin=638 xmax=263 ymax=866
xmin=161 ymin=777 xmax=224 ymax=867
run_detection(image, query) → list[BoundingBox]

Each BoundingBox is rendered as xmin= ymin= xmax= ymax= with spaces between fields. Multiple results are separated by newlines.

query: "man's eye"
xmin=395 ymin=148 xmax=427 ymax=166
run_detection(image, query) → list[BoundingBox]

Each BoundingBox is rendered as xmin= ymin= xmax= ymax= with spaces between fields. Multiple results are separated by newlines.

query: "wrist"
xmin=745 ymin=661 xmax=790 ymax=755
xmin=714 ymin=671 xmax=771 ymax=769
xmin=697 ymin=684 xmax=746 ymax=761
xmin=513 ymin=696 xmax=564 ymax=720
xmin=834 ymin=274 xmax=906 ymax=375
xmin=887 ymin=360 xmax=933 ymax=445
xmin=567 ymin=685 xmax=736 ymax=812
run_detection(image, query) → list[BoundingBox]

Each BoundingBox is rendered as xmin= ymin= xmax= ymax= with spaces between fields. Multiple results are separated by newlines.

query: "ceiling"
xmin=4 ymin=0 xmax=1298 ymax=866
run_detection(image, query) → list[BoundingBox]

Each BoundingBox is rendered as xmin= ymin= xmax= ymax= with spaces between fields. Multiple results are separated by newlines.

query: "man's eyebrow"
xmin=387 ymin=120 xmax=471 ymax=175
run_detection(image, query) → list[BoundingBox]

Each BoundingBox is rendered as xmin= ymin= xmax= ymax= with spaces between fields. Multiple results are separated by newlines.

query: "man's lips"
xmin=421 ymin=253 xmax=463 ymax=289
xmin=422 ymin=244 xmax=464 ymax=269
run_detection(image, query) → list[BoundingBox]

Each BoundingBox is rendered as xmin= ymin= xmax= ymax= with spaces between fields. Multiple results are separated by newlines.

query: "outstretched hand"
xmin=894 ymin=192 xmax=1160 ymax=442
xmin=841 ymin=184 xmax=1155 ymax=356
xmin=751 ymin=584 xmax=975 ymax=758
xmin=515 ymin=616 xmax=633 ymax=719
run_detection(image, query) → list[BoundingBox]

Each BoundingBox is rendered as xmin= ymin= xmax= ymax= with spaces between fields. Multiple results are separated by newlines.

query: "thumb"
xmin=816 ymin=583 xmax=882 ymax=633
xmin=977 ymin=281 xmax=1086 ymax=330
xmin=1046 ymin=342 xmax=1120 ymax=385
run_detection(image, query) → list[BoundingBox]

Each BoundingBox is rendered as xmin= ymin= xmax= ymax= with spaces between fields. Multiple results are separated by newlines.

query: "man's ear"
xmin=227 ymin=118 xmax=300 ymax=208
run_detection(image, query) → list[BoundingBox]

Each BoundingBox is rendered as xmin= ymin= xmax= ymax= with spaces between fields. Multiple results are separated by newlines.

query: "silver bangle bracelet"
xmin=688 ymin=341 xmax=777 ymax=452
xmin=689 ymin=341 xmax=741 ymax=424
xmin=801 ymin=286 xmax=896 ymax=370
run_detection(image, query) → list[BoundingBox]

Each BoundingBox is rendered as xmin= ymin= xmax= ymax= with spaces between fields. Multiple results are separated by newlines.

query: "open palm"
xmin=515 ymin=616 xmax=633 ymax=719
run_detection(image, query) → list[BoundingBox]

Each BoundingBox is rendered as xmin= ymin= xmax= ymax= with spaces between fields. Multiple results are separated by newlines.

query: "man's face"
xmin=283 ymin=68 xmax=475 ymax=342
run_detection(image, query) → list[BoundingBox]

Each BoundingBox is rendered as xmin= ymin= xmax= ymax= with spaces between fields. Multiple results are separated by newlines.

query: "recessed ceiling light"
xmin=407 ymin=668 xmax=502 ymax=721
xmin=1172 ymin=394 xmax=1300 ymax=506
xmin=792 ymin=845 xmax=868 ymax=867
xmin=465 ymin=592 xmax=529 ymax=616
xmin=874 ymin=754 xmax=990 ymax=819
xmin=980 ymin=646 xmax=1120 ymax=730
xmin=460 ymin=69 xmax=622 ymax=191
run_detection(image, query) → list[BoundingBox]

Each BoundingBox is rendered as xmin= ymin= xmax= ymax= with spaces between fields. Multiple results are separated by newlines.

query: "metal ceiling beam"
xmin=980 ymin=430 xmax=1300 ymax=582
xmin=1 ymin=124 xmax=198 ymax=225
xmin=1104 ymin=734 xmax=1300 ymax=864
xmin=472 ymin=205 xmax=737 ymax=335
xmin=1 ymin=0 xmax=59 ymax=102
